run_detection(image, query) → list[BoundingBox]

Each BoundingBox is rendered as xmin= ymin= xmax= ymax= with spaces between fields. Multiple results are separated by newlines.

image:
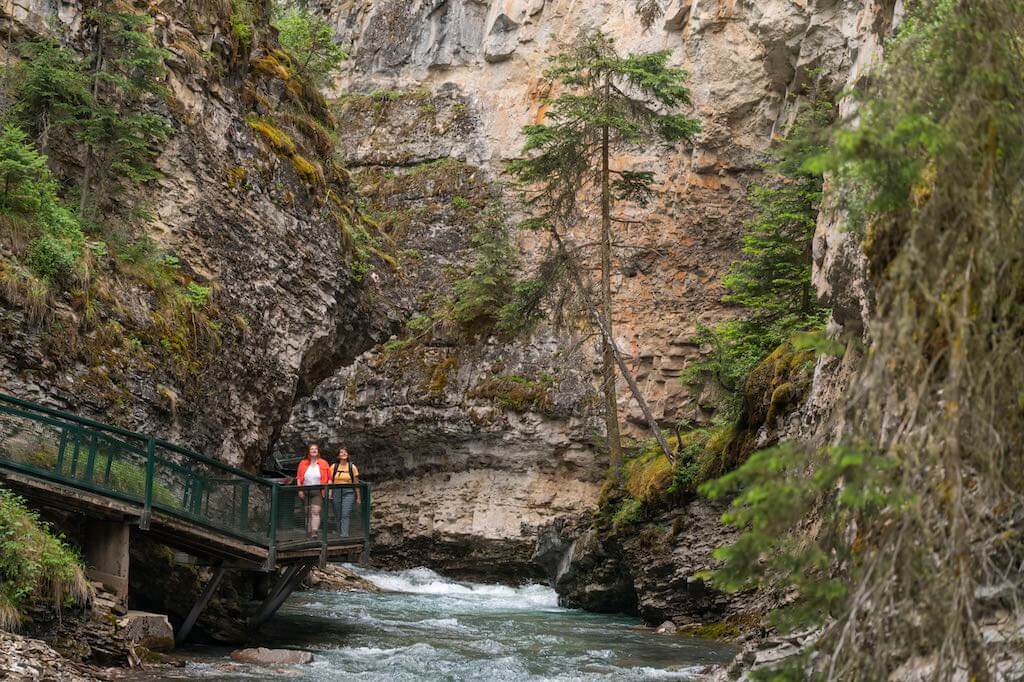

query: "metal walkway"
xmin=0 ymin=392 xmax=372 ymax=640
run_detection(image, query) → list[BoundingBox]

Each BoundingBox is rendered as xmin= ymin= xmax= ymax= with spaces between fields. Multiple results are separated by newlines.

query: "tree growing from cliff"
xmin=507 ymin=32 xmax=700 ymax=471
xmin=272 ymin=2 xmax=347 ymax=85
xmin=451 ymin=204 xmax=520 ymax=335
xmin=685 ymin=97 xmax=831 ymax=405
xmin=77 ymin=6 xmax=171 ymax=220
xmin=5 ymin=38 xmax=91 ymax=154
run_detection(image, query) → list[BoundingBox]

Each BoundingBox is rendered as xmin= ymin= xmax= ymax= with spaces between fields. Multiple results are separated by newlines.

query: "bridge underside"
xmin=0 ymin=468 xmax=365 ymax=643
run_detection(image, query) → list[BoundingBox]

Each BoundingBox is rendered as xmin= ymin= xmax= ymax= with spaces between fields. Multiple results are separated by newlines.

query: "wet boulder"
xmin=230 ymin=648 xmax=315 ymax=665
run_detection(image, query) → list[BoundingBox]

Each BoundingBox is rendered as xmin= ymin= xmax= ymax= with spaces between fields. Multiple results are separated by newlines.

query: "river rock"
xmin=230 ymin=648 xmax=315 ymax=665
xmin=118 ymin=611 xmax=175 ymax=651
xmin=304 ymin=565 xmax=382 ymax=592
xmin=656 ymin=621 xmax=677 ymax=635
xmin=0 ymin=632 xmax=100 ymax=681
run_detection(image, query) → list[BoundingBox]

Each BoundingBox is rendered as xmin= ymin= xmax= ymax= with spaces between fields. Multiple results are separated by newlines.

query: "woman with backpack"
xmin=331 ymin=448 xmax=360 ymax=537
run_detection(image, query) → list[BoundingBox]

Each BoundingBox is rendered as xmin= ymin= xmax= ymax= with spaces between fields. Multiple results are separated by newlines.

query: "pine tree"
xmin=452 ymin=205 xmax=519 ymax=335
xmin=685 ymin=99 xmax=830 ymax=403
xmin=77 ymin=6 xmax=171 ymax=219
xmin=508 ymin=32 xmax=700 ymax=472
xmin=0 ymin=124 xmax=84 ymax=280
xmin=0 ymin=125 xmax=49 ymax=212
xmin=272 ymin=2 xmax=347 ymax=85
xmin=722 ymin=100 xmax=831 ymax=326
xmin=7 ymin=39 xmax=91 ymax=152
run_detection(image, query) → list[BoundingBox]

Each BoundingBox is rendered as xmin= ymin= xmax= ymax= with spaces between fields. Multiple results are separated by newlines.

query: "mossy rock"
xmin=723 ymin=340 xmax=815 ymax=469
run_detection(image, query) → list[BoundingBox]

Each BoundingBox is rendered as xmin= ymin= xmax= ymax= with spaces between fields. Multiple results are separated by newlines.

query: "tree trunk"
xmin=547 ymin=224 xmax=675 ymax=463
xmin=600 ymin=84 xmax=623 ymax=474
xmin=80 ymin=27 xmax=103 ymax=221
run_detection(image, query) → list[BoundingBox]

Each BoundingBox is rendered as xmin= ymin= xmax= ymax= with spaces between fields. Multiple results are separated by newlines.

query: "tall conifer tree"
xmin=508 ymin=32 xmax=699 ymax=472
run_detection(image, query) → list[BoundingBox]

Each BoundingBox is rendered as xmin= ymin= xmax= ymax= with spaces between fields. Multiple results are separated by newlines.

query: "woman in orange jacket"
xmin=296 ymin=444 xmax=331 ymax=537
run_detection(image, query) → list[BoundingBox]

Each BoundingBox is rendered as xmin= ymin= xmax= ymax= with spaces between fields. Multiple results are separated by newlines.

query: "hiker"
xmin=331 ymin=448 xmax=360 ymax=537
xmin=296 ymin=443 xmax=330 ymax=537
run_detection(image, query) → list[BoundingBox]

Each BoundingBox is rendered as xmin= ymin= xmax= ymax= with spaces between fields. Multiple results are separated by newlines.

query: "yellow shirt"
xmin=331 ymin=462 xmax=359 ymax=485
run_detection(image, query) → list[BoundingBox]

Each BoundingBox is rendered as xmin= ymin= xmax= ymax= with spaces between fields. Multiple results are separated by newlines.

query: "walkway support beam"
xmin=84 ymin=519 xmax=131 ymax=604
xmin=175 ymin=564 xmax=228 ymax=646
xmin=248 ymin=561 xmax=314 ymax=630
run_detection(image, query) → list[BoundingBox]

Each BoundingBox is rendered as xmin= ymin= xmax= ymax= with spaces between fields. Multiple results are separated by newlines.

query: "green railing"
xmin=0 ymin=393 xmax=370 ymax=561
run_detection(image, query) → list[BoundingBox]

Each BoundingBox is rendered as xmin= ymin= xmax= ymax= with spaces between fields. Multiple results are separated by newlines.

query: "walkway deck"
xmin=0 ymin=392 xmax=372 ymax=640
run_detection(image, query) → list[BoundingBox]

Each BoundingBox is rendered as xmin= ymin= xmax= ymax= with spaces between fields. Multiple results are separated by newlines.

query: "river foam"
xmin=351 ymin=565 xmax=560 ymax=610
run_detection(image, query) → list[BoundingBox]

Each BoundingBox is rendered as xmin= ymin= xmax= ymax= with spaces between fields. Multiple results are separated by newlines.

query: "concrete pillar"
xmin=84 ymin=520 xmax=130 ymax=603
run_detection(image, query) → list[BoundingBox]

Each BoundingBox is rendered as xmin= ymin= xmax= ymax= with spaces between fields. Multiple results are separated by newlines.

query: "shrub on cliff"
xmin=685 ymin=97 xmax=830 ymax=414
xmin=451 ymin=205 xmax=520 ymax=335
xmin=0 ymin=489 xmax=89 ymax=631
xmin=0 ymin=125 xmax=84 ymax=282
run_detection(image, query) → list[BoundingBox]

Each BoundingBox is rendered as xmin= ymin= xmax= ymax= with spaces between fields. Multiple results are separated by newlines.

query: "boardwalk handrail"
xmin=0 ymin=393 xmax=370 ymax=564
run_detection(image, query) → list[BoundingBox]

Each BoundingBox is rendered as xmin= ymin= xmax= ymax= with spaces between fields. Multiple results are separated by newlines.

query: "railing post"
xmin=360 ymin=483 xmax=371 ymax=565
xmin=239 ymin=483 xmax=250 ymax=533
xmin=140 ymin=437 xmax=155 ymax=530
xmin=267 ymin=484 xmax=279 ymax=569
xmin=319 ymin=485 xmax=329 ymax=568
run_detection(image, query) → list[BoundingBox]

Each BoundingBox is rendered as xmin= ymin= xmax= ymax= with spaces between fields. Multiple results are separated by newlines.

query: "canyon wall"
xmin=1 ymin=0 xmax=394 ymax=470
xmin=279 ymin=0 xmax=897 ymax=585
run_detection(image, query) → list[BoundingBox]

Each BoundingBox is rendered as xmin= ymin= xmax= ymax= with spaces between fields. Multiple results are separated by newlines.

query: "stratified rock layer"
xmin=282 ymin=0 xmax=899 ymax=586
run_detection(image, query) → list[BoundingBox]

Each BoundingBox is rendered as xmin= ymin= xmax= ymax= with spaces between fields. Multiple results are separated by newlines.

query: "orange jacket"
xmin=296 ymin=457 xmax=331 ymax=492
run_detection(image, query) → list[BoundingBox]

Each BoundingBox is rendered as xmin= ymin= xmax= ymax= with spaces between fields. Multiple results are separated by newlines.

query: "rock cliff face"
xmin=1 ymin=0 xmax=391 ymax=470
xmin=277 ymin=0 xmax=896 ymax=596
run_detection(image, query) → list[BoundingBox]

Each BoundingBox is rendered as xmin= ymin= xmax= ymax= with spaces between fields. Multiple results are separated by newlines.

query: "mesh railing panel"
xmin=0 ymin=395 xmax=370 ymax=556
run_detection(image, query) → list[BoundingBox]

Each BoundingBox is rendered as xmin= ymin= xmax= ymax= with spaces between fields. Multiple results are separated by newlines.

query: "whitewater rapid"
xmin=162 ymin=566 xmax=736 ymax=681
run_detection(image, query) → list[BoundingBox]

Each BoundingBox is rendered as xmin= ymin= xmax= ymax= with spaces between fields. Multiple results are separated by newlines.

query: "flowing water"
xmin=163 ymin=566 xmax=737 ymax=681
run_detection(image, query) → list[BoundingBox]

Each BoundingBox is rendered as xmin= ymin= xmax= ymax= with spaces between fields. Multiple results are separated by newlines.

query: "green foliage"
xmin=685 ymin=96 xmax=831 ymax=410
xmin=450 ymin=205 xmax=519 ymax=335
xmin=701 ymin=444 xmax=903 ymax=631
xmin=230 ymin=0 xmax=256 ymax=48
xmin=0 ymin=125 xmax=49 ymax=212
xmin=668 ymin=422 xmax=735 ymax=494
xmin=6 ymin=39 xmax=91 ymax=140
xmin=0 ymin=126 xmax=84 ymax=281
xmin=272 ymin=2 xmax=347 ymax=85
xmin=610 ymin=496 xmax=643 ymax=530
xmin=77 ymin=7 xmax=172 ymax=210
xmin=4 ymin=10 xmax=172 ymax=220
xmin=184 ymin=282 xmax=212 ymax=307
xmin=0 ymin=488 xmax=88 ymax=629
xmin=507 ymin=31 xmax=700 ymax=231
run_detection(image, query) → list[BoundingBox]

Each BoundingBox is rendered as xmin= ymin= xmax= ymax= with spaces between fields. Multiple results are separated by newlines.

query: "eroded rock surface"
xmin=281 ymin=0 xmax=900 ymax=585
xmin=0 ymin=0 xmax=391 ymax=471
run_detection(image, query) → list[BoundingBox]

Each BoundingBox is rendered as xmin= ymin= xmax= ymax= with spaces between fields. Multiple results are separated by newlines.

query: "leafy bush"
xmin=0 ymin=488 xmax=89 ymax=630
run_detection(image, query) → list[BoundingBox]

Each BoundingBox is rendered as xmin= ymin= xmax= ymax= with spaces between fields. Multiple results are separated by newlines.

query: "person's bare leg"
xmin=310 ymin=497 xmax=322 ymax=535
